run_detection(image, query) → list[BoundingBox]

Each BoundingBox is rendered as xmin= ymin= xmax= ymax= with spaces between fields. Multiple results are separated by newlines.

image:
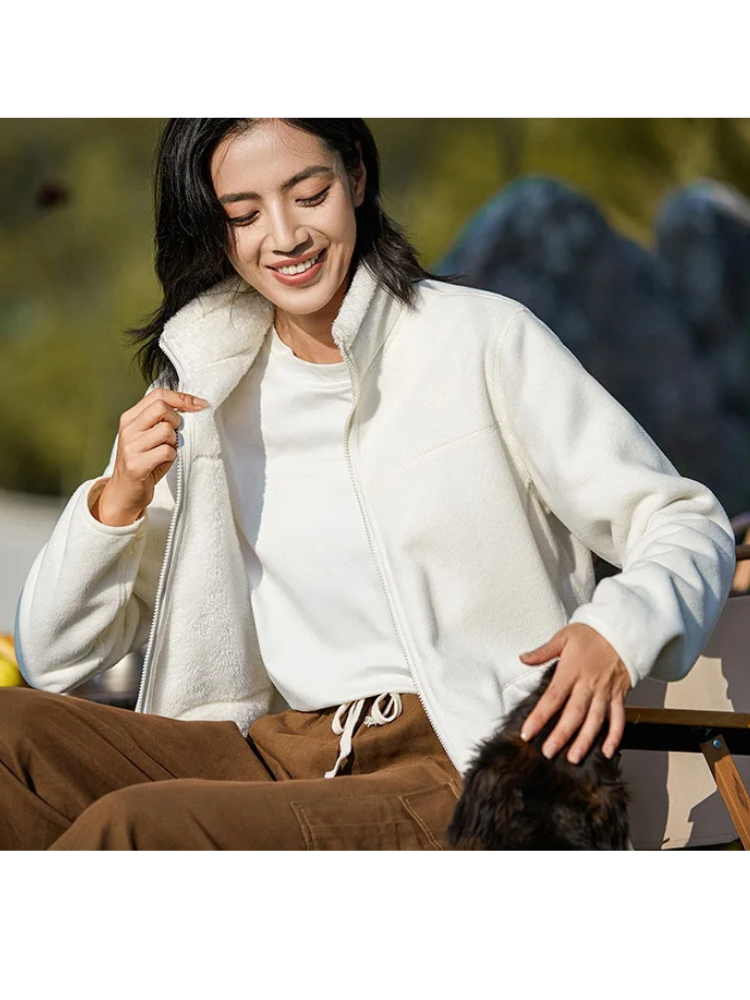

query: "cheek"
xmin=321 ymin=190 xmax=357 ymax=240
xmin=228 ymin=229 xmax=260 ymax=269
xmin=325 ymin=212 xmax=357 ymax=259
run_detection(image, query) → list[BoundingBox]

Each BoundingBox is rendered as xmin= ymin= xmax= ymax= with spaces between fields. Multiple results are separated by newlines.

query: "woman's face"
xmin=211 ymin=120 xmax=366 ymax=322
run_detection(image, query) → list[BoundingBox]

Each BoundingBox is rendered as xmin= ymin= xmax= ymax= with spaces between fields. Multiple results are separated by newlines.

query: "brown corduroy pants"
xmin=0 ymin=688 xmax=463 ymax=850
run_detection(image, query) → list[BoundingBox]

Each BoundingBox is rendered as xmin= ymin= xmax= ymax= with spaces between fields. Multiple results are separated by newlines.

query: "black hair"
xmin=128 ymin=118 xmax=437 ymax=388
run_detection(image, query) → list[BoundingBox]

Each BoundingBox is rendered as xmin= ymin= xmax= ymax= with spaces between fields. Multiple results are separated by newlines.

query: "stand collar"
xmin=159 ymin=261 xmax=404 ymax=407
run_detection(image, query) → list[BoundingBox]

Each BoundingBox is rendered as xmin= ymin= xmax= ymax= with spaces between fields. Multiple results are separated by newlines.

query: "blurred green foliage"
xmin=0 ymin=119 xmax=163 ymax=497
xmin=2 ymin=118 xmax=750 ymax=497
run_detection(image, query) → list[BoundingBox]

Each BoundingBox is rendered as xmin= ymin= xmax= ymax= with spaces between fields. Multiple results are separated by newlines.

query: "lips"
xmin=268 ymin=248 xmax=327 ymax=286
xmin=268 ymin=248 xmax=326 ymax=274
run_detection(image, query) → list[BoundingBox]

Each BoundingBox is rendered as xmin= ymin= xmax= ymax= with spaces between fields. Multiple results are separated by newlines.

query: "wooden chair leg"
xmin=699 ymin=733 xmax=750 ymax=849
xmin=732 ymin=527 xmax=750 ymax=592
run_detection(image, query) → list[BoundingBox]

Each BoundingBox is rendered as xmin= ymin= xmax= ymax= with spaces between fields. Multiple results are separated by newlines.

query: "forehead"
xmin=211 ymin=121 xmax=336 ymax=197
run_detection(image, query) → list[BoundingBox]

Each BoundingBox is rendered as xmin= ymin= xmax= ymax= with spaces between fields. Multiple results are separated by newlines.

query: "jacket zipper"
xmin=339 ymin=344 xmax=460 ymax=774
xmin=135 ymin=343 xmax=188 ymax=715
xmin=134 ymin=331 xmax=460 ymax=773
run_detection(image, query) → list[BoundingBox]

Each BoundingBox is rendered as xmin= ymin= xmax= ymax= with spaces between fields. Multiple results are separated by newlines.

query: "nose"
xmin=267 ymin=203 xmax=309 ymax=258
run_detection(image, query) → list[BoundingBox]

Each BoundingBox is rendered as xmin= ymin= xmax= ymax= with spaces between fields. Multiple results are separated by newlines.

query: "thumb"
xmin=520 ymin=634 xmax=564 ymax=664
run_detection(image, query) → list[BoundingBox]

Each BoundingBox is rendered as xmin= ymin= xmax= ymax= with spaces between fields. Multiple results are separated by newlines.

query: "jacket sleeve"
xmin=493 ymin=305 xmax=736 ymax=687
xmin=14 ymin=437 xmax=173 ymax=693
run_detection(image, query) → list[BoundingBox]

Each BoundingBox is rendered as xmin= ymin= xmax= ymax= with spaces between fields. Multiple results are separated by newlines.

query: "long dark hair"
xmin=129 ymin=118 xmax=435 ymax=389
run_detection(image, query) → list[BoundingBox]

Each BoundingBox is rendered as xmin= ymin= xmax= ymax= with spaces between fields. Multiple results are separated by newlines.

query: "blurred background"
xmin=2 ymin=118 xmax=750 ymax=633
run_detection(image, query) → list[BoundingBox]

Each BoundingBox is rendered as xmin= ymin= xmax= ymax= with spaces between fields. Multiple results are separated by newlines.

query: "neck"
xmin=274 ymin=274 xmax=349 ymax=364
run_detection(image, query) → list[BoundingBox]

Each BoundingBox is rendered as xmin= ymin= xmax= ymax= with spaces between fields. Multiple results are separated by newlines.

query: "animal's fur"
xmin=447 ymin=665 xmax=630 ymax=850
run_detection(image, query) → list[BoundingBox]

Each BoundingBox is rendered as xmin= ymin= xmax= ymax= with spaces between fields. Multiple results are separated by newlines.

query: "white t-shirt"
xmin=216 ymin=327 xmax=416 ymax=710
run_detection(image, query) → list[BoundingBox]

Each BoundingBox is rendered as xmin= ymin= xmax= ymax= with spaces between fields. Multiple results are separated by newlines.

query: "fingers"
xmin=117 ymin=433 xmax=178 ymax=482
xmin=519 ymin=630 xmax=564 ymax=665
xmin=146 ymin=388 xmax=209 ymax=412
xmin=119 ymin=389 xmax=208 ymax=433
xmin=119 ymin=393 xmax=205 ymax=458
xmin=520 ymin=675 xmax=571 ymax=743
xmin=518 ymin=626 xmax=632 ymax=764
xmin=540 ymin=686 xmax=592 ymax=760
xmin=532 ymin=689 xmax=626 ymax=764
xmin=565 ymin=696 xmax=608 ymax=764
xmin=138 ymin=420 xmax=179 ymax=454
xmin=132 ymin=401 xmax=183 ymax=437
xmin=99 ymin=391 xmax=204 ymax=525
xmin=603 ymin=697 xmax=626 ymax=759
xmin=113 ymin=403 xmax=179 ymax=478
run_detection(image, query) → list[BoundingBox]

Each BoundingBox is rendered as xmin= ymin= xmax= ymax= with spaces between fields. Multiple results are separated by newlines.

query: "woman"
xmin=6 ymin=118 xmax=736 ymax=850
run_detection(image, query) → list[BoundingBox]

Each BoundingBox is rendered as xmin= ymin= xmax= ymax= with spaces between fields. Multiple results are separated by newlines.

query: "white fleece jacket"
xmin=15 ymin=264 xmax=737 ymax=775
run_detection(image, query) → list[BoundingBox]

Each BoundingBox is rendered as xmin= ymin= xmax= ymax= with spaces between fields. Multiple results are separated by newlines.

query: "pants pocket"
xmin=292 ymin=780 xmax=461 ymax=851
xmin=399 ymin=781 xmax=462 ymax=851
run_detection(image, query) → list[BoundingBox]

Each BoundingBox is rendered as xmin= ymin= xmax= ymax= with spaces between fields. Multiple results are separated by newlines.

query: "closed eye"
xmin=298 ymin=185 xmax=331 ymax=207
xmin=228 ymin=211 xmax=259 ymax=227
xmin=228 ymin=186 xmax=331 ymax=227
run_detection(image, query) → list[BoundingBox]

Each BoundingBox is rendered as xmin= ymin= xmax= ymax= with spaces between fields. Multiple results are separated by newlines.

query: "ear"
xmin=351 ymin=141 xmax=367 ymax=208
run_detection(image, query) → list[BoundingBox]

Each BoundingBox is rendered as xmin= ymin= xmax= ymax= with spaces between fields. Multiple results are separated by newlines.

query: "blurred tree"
xmin=0 ymin=119 xmax=162 ymax=496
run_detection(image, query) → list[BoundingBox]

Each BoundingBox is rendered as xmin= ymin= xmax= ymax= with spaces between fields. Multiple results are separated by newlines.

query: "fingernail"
xmin=543 ymin=744 xmax=555 ymax=760
xmin=193 ymin=397 xmax=209 ymax=407
xmin=568 ymin=750 xmax=581 ymax=765
xmin=520 ymin=730 xmax=529 ymax=742
xmin=603 ymin=745 xmax=614 ymax=759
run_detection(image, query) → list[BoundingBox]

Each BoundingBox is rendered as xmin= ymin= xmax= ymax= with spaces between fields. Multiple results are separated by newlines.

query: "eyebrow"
xmin=218 ymin=165 xmax=334 ymax=205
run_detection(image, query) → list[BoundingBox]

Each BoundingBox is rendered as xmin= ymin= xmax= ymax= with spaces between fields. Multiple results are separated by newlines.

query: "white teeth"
xmin=276 ymin=251 xmax=322 ymax=276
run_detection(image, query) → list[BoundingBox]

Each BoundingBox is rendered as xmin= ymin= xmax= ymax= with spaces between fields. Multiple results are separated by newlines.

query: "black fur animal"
xmin=447 ymin=665 xmax=630 ymax=850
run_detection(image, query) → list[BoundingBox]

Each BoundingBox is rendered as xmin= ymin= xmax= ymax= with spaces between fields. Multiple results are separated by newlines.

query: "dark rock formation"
xmin=656 ymin=181 xmax=750 ymax=427
xmin=436 ymin=177 xmax=750 ymax=519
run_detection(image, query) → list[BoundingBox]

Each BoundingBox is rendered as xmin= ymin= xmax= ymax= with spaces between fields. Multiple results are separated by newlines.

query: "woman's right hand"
xmin=91 ymin=389 xmax=209 ymax=527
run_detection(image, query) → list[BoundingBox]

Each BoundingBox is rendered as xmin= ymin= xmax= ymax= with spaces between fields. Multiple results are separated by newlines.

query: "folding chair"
xmin=620 ymin=544 xmax=750 ymax=849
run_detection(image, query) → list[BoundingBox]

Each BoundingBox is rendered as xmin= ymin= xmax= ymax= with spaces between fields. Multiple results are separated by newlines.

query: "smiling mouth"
xmin=269 ymin=248 xmax=326 ymax=276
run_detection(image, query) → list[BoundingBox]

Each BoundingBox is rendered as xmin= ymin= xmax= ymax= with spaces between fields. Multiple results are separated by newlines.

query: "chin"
xmin=278 ymin=284 xmax=335 ymax=311
xmin=258 ymin=274 xmax=348 ymax=319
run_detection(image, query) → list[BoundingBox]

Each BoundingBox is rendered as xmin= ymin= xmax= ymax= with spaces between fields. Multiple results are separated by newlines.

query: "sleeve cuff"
xmin=81 ymin=478 xmax=147 ymax=537
xmin=568 ymin=608 xmax=642 ymax=689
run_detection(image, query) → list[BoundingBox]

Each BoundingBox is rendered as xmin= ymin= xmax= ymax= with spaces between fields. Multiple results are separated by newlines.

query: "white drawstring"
xmin=324 ymin=693 xmax=403 ymax=779
xmin=324 ymin=698 xmax=366 ymax=779
xmin=365 ymin=692 xmax=403 ymax=727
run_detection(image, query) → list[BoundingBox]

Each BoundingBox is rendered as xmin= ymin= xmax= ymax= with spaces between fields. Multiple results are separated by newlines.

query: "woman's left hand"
xmin=518 ymin=623 xmax=632 ymax=763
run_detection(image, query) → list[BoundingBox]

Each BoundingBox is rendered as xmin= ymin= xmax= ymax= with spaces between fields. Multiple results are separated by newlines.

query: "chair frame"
xmin=623 ymin=543 xmax=750 ymax=849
